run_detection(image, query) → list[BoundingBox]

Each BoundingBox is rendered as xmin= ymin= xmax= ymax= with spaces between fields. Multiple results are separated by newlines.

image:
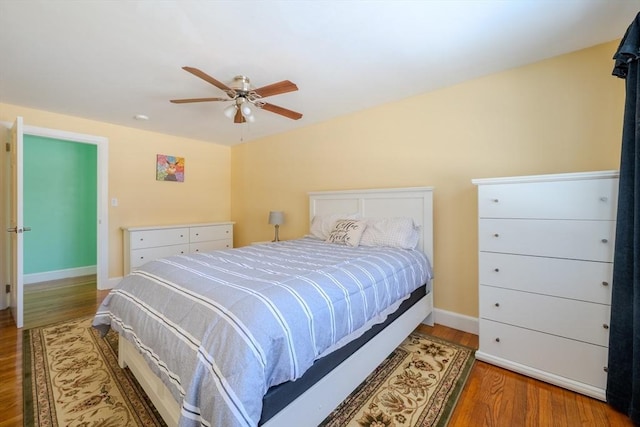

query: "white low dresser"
xmin=123 ymin=222 xmax=234 ymax=275
xmin=472 ymin=171 xmax=619 ymax=400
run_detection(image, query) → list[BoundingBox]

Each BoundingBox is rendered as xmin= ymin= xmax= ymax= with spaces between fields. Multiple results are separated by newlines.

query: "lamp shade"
xmin=268 ymin=211 xmax=284 ymax=225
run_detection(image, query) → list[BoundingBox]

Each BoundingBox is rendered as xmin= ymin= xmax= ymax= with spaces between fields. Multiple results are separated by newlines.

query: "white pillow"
xmin=359 ymin=217 xmax=420 ymax=249
xmin=309 ymin=213 xmax=359 ymax=240
xmin=326 ymin=219 xmax=367 ymax=247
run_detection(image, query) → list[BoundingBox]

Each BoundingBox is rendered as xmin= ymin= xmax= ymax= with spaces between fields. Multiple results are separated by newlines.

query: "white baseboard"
xmin=24 ymin=266 xmax=97 ymax=285
xmin=101 ymin=276 xmax=122 ymax=290
xmin=427 ymin=308 xmax=479 ymax=335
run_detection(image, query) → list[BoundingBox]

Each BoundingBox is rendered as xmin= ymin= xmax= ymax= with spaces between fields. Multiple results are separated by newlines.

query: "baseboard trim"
xmin=475 ymin=351 xmax=606 ymax=401
xmin=101 ymin=276 xmax=123 ymax=290
xmin=430 ymin=308 xmax=479 ymax=335
xmin=24 ymin=266 xmax=97 ymax=285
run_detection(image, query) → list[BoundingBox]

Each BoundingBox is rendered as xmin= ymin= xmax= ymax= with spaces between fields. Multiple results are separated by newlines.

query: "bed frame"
xmin=118 ymin=186 xmax=434 ymax=427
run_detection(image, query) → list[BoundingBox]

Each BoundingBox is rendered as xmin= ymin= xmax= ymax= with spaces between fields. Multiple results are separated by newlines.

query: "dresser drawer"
xmin=190 ymin=224 xmax=233 ymax=243
xmin=480 ymin=286 xmax=610 ymax=346
xmin=478 ymin=178 xmax=618 ymax=220
xmin=479 ymin=219 xmax=615 ymax=262
xmin=130 ymin=244 xmax=189 ymax=269
xmin=190 ymin=239 xmax=233 ymax=253
xmin=129 ymin=228 xmax=189 ymax=249
xmin=479 ymin=319 xmax=608 ymax=389
xmin=479 ymin=252 xmax=612 ymax=304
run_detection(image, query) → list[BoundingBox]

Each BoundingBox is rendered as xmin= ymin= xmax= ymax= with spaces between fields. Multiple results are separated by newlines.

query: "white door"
xmin=7 ymin=117 xmax=26 ymax=328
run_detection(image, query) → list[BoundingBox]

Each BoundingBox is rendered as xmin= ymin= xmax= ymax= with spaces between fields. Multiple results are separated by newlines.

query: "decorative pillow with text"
xmin=326 ymin=219 xmax=367 ymax=247
xmin=309 ymin=213 xmax=360 ymax=240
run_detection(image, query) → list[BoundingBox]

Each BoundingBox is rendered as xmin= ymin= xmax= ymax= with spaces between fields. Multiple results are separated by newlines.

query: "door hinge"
xmin=5 ymin=142 xmax=10 ymax=152
xmin=5 ymin=284 xmax=9 ymax=293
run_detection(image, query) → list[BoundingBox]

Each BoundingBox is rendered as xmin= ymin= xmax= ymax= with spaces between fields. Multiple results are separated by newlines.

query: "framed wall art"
xmin=156 ymin=154 xmax=184 ymax=182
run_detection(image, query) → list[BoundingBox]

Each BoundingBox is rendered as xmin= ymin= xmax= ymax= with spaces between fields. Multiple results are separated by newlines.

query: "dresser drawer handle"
xmin=494 ymin=268 xmax=500 ymax=272
xmin=602 ymin=281 xmax=609 ymax=287
xmin=226 ymin=230 xmax=229 ymax=234
xmin=495 ymin=337 xmax=500 ymax=343
xmin=140 ymin=256 xmax=144 ymax=260
xmin=601 ymin=238 xmax=608 ymax=244
xmin=494 ymin=302 xmax=500 ymax=307
xmin=600 ymin=196 xmax=608 ymax=202
xmin=603 ymin=324 xmax=609 ymax=330
xmin=493 ymin=233 xmax=500 ymax=238
xmin=492 ymin=198 xmax=499 ymax=203
xmin=604 ymin=366 xmax=609 ymax=373
xmin=195 ymin=233 xmax=199 ymax=236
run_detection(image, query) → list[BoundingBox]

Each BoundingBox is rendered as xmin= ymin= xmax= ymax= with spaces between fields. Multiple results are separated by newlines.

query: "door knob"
xmin=6 ymin=226 xmax=31 ymax=233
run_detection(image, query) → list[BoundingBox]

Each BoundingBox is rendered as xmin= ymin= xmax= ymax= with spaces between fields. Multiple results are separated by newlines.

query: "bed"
xmin=94 ymin=186 xmax=434 ymax=427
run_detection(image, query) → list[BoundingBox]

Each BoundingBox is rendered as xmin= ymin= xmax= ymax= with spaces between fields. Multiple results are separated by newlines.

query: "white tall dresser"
xmin=472 ymin=171 xmax=619 ymax=400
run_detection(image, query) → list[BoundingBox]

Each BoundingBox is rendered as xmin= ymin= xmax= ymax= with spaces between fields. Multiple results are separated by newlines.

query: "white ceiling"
xmin=0 ymin=1 xmax=638 ymax=146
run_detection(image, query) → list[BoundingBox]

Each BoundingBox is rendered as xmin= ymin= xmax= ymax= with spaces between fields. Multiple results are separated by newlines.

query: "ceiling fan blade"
xmin=234 ymin=108 xmax=246 ymax=123
xmin=260 ymin=103 xmax=303 ymax=120
xmin=182 ymin=66 xmax=233 ymax=94
xmin=170 ymin=97 xmax=228 ymax=103
xmin=253 ymin=80 xmax=298 ymax=98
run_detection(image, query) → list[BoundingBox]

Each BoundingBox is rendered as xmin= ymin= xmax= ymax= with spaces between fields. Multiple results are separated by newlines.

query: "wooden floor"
xmin=0 ymin=283 xmax=633 ymax=427
xmin=22 ymin=275 xmax=109 ymax=329
xmin=0 ymin=277 xmax=110 ymax=427
xmin=417 ymin=323 xmax=633 ymax=427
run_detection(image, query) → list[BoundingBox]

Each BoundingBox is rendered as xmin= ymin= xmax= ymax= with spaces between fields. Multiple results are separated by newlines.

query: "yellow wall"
xmin=0 ymin=104 xmax=231 ymax=279
xmin=231 ymin=40 xmax=625 ymax=318
xmin=0 ymin=40 xmax=625 ymax=319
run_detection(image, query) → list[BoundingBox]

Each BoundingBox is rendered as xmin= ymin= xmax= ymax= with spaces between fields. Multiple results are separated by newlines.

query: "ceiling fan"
xmin=170 ymin=66 xmax=303 ymax=124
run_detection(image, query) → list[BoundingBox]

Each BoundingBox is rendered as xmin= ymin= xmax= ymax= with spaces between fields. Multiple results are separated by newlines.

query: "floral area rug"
xmin=23 ymin=316 xmax=166 ymax=427
xmin=319 ymin=331 xmax=475 ymax=427
xmin=23 ymin=317 xmax=473 ymax=427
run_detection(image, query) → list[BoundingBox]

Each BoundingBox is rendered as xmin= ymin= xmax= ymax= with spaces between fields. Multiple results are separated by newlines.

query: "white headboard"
xmin=308 ymin=187 xmax=434 ymax=265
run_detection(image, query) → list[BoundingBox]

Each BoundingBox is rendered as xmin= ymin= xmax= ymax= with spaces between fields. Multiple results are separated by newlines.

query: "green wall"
xmin=23 ymin=135 xmax=97 ymax=274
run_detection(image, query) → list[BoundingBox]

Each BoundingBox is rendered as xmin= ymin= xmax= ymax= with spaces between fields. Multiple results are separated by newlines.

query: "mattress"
xmin=94 ymin=237 xmax=432 ymax=427
xmin=259 ymin=283 xmax=427 ymax=424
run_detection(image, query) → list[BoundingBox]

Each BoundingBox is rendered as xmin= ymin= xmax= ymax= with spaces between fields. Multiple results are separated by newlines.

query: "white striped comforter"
xmin=93 ymin=237 xmax=431 ymax=427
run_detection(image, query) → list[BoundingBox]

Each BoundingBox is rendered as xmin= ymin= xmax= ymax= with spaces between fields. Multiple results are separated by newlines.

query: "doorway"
xmin=22 ymin=135 xmax=98 ymax=328
xmin=23 ymin=135 xmax=97 ymax=284
xmin=4 ymin=120 xmax=108 ymax=328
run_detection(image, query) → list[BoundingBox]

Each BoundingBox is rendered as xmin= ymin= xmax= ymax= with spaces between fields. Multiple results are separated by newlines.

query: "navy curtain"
xmin=608 ymin=12 xmax=640 ymax=425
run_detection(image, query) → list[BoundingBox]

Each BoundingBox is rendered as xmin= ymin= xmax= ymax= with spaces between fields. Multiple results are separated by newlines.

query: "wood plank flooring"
xmin=0 ymin=283 xmax=634 ymax=426
xmin=0 ymin=278 xmax=110 ymax=427
xmin=415 ymin=323 xmax=632 ymax=427
xmin=22 ymin=276 xmax=108 ymax=329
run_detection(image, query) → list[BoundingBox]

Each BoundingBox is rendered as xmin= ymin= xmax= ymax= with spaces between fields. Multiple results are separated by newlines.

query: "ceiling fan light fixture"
xmin=231 ymin=75 xmax=251 ymax=92
xmin=172 ymin=67 xmax=302 ymax=124
xmin=223 ymin=104 xmax=237 ymax=118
